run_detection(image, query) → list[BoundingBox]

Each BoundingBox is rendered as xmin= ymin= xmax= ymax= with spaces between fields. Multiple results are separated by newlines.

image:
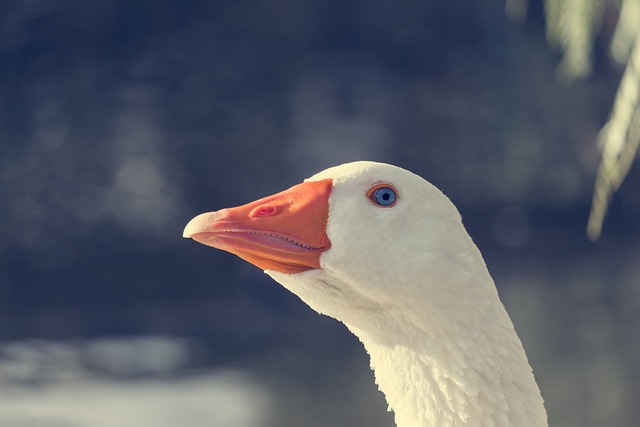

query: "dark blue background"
xmin=1 ymin=1 xmax=638 ymax=426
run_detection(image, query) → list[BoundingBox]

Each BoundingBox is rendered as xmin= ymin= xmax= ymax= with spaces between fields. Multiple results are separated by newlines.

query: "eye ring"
xmin=367 ymin=183 xmax=398 ymax=207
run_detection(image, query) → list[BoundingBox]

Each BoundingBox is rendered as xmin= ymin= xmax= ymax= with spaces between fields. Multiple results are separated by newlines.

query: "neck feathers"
xmin=267 ymin=231 xmax=548 ymax=426
xmin=351 ymin=298 xmax=547 ymax=427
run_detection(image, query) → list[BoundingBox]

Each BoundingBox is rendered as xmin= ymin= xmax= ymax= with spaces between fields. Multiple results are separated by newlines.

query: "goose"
xmin=183 ymin=161 xmax=547 ymax=427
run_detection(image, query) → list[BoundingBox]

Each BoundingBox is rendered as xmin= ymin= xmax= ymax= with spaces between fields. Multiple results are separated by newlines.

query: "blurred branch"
xmin=610 ymin=0 xmax=640 ymax=64
xmin=540 ymin=0 xmax=640 ymax=239
xmin=588 ymin=29 xmax=640 ymax=240
xmin=544 ymin=0 xmax=605 ymax=79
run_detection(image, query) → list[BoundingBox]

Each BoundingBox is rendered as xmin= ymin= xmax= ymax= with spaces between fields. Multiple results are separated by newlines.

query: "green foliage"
xmin=544 ymin=0 xmax=606 ymax=79
xmin=543 ymin=0 xmax=640 ymax=239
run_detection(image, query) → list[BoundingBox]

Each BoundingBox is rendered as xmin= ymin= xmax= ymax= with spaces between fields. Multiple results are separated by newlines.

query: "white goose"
xmin=184 ymin=161 xmax=547 ymax=427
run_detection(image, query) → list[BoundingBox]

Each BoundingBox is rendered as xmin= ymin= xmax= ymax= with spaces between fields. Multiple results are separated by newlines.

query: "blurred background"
xmin=1 ymin=0 xmax=639 ymax=426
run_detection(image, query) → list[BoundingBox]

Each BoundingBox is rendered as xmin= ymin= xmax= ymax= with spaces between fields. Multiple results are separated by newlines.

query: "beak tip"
xmin=182 ymin=223 xmax=195 ymax=239
xmin=183 ymin=211 xmax=218 ymax=239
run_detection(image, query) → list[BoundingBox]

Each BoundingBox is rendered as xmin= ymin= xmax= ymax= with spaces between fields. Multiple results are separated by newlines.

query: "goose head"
xmin=184 ymin=161 xmax=547 ymax=427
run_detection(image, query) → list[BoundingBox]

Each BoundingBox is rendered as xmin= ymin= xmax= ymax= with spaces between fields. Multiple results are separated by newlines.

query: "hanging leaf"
xmin=588 ymin=30 xmax=640 ymax=240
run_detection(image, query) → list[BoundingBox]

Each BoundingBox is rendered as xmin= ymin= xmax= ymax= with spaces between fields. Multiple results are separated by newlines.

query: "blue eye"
xmin=367 ymin=184 xmax=398 ymax=207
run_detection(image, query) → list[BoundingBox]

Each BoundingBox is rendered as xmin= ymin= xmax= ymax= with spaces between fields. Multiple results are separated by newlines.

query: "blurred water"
xmin=0 ymin=337 xmax=270 ymax=427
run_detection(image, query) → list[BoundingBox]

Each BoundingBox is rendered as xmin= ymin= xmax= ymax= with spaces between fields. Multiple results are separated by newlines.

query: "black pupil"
xmin=381 ymin=192 xmax=390 ymax=200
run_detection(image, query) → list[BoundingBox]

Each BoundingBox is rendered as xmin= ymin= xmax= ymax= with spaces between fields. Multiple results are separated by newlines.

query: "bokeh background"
xmin=1 ymin=1 xmax=639 ymax=426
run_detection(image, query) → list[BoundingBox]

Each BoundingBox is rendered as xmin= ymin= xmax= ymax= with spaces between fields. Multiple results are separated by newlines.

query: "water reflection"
xmin=0 ymin=337 xmax=270 ymax=427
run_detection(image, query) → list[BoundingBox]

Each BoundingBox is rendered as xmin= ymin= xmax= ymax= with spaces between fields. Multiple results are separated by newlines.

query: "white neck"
xmin=268 ymin=242 xmax=547 ymax=427
xmin=348 ymin=296 xmax=547 ymax=427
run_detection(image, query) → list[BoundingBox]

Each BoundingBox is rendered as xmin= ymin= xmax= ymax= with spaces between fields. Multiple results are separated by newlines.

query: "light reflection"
xmin=0 ymin=337 xmax=270 ymax=427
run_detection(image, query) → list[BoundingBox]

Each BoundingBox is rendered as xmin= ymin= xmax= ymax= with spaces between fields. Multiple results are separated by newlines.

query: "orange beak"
xmin=183 ymin=179 xmax=333 ymax=274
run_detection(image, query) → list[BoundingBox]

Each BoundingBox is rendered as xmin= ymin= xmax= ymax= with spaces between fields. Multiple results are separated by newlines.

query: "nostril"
xmin=250 ymin=205 xmax=279 ymax=218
